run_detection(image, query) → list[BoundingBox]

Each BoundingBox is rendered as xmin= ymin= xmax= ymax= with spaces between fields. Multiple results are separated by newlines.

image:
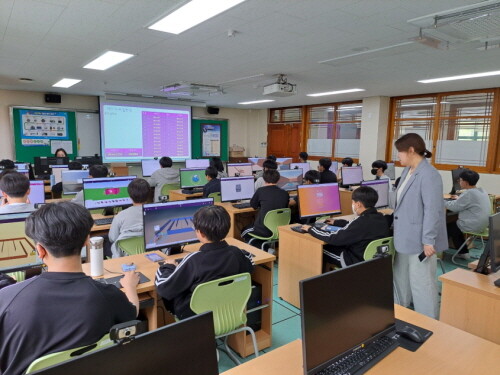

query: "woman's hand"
xmin=423 ymin=244 xmax=436 ymax=257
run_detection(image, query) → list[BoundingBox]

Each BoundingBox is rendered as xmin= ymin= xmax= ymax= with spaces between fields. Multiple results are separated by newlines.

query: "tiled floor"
xmin=217 ymin=243 xmax=484 ymax=373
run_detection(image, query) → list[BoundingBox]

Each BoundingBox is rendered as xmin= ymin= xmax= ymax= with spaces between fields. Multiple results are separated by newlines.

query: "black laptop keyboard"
xmin=181 ymin=188 xmax=203 ymax=194
xmin=94 ymin=217 xmax=113 ymax=226
xmin=233 ymin=202 xmax=251 ymax=209
xmin=291 ymin=225 xmax=307 ymax=234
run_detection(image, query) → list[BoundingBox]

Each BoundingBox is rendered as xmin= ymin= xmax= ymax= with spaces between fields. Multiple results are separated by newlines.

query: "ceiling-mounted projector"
xmin=263 ymin=74 xmax=297 ymax=97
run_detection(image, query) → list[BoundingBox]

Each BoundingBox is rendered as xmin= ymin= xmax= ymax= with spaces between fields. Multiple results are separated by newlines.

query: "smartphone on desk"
xmin=145 ymin=253 xmax=164 ymax=262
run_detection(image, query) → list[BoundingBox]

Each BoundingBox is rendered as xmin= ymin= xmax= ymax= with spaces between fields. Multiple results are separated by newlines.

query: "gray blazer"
xmin=392 ymin=159 xmax=448 ymax=255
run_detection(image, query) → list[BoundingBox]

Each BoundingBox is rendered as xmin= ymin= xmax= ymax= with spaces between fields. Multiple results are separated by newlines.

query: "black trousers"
xmin=446 ymin=221 xmax=467 ymax=254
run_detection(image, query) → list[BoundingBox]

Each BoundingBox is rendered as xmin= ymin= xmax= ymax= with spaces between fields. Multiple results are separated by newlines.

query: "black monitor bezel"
xmin=220 ymin=176 xmax=255 ymax=203
xmin=341 ymin=166 xmax=364 ymax=186
xmin=297 ymin=182 xmax=342 ymax=219
xmin=277 ymin=168 xmax=303 ymax=191
xmin=179 ymin=168 xmax=208 ymax=189
xmin=82 ymin=175 xmax=136 ymax=210
xmin=360 ymin=179 xmax=391 ymax=209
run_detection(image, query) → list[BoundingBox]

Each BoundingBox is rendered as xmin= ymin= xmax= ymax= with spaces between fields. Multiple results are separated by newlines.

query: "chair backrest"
xmin=208 ymin=192 xmax=221 ymax=202
xmin=190 ymin=273 xmax=252 ymax=336
xmin=161 ymin=183 xmax=180 ymax=197
xmin=25 ymin=334 xmax=112 ymax=373
xmin=263 ymin=208 xmax=291 ymax=240
xmin=363 ymin=237 xmax=395 ymax=261
xmin=116 ymin=236 xmax=145 ymax=255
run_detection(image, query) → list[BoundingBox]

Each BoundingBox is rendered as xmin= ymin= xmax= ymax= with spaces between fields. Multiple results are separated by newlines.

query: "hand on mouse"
xmin=120 ymin=271 xmax=140 ymax=290
xmin=301 ymin=225 xmax=311 ymax=231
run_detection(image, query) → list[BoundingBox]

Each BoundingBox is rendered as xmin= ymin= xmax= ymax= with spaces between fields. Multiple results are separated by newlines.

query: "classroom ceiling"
xmin=1 ymin=0 xmax=500 ymax=108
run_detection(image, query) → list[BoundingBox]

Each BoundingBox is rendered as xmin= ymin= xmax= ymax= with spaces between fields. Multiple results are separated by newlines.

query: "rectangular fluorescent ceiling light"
xmin=149 ymin=0 xmax=246 ymax=34
xmin=84 ymin=51 xmax=134 ymax=70
xmin=418 ymin=70 xmax=500 ymax=83
xmin=238 ymin=99 xmax=274 ymax=105
xmin=52 ymin=78 xmax=81 ymax=88
xmin=307 ymin=88 xmax=365 ymax=97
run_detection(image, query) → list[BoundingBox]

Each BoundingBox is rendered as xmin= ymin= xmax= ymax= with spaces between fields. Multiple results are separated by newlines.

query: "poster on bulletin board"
xmin=201 ymin=123 xmax=221 ymax=157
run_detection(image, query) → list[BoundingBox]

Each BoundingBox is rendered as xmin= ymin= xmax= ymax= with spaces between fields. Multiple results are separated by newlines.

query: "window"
xmin=269 ymin=107 xmax=302 ymax=123
xmin=388 ymin=89 xmax=500 ymax=173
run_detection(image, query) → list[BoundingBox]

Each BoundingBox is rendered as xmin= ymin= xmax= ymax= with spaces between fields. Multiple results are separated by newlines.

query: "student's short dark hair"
xmin=263 ymin=160 xmax=278 ymax=170
xmin=127 ymin=178 xmax=150 ymax=203
xmin=352 ymin=186 xmax=378 ymax=208
xmin=319 ymin=158 xmax=332 ymax=170
xmin=193 ymin=205 xmax=230 ymax=242
xmin=304 ymin=170 xmax=320 ymax=184
xmin=25 ymin=201 xmax=94 ymax=258
xmin=68 ymin=161 xmax=83 ymax=170
xmin=342 ymin=157 xmax=354 ymax=167
xmin=89 ymin=164 xmax=108 ymax=178
xmin=267 ymin=155 xmax=277 ymax=162
xmin=0 ymin=171 xmax=30 ymax=197
xmin=299 ymin=152 xmax=308 ymax=161
xmin=459 ymin=169 xmax=480 ymax=186
xmin=263 ymin=169 xmax=280 ymax=184
xmin=0 ymin=159 xmax=15 ymax=170
xmin=160 ymin=157 xmax=173 ymax=168
xmin=371 ymin=160 xmax=387 ymax=171
xmin=210 ymin=157 xmax=224 ymax=172
xmin=205 ymin=166 xmax=218 ymax=179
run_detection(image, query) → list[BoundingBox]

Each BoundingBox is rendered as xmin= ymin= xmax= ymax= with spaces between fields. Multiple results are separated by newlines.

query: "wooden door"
xmin=267 ymin=123 xmax=302 ymax=159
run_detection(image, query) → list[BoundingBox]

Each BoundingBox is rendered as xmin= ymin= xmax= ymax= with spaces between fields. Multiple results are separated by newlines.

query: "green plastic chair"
xmin=208 ymin=192 xmax=221 ymax=202
xmin=363 ymin=237 xmax=395 ymax=262
xmin=6 ymin=271 xmax=25 ymax=282
xmin=160 ymin=183 xmax=180 ymax=201
xmin=116 ymin=236 xmax=145 ymax=256
xmin=247 ymin=208 xmax=291 ymax=250
xmin=25 ymin=334 xmax=112 ymax=373
xmin=451 ymin=227 xmax=489 ymax=265
xmin=190 ymin=273 xmax=258 ymax=365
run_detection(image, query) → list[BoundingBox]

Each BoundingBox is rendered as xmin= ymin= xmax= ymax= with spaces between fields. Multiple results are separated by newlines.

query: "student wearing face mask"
xmin=371 ymin=160 xmax=390 ymax=180
xmin=301 ymin=186 xmax=391 ymax=268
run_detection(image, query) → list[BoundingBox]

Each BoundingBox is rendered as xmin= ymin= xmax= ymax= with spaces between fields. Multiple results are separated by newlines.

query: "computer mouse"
xmin=396 ymin=326 xmax=424 ymax=343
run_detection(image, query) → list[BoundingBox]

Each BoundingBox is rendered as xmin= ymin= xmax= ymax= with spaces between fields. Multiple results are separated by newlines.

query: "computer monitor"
xmin=0 ymin=212 xmax=41 ymax=273
xmin=185 ymin=159 xmax=210 ymax=169
xmin=31 ymin=312 xmax=219 ymax=375
xmin=277 ymin=168 xmax=303 ymax=191
xmin=330 ymin=161 xmax=339 ymax=175
xmin=276 ymin=157 xmax=292 ymax=166
xmin=227 ymin=163 xmax=253 ymax=177
xmin=34 ymin=157 xmax=69 ymax=177
xmin=143 ymin=198 xmax=213 ymax=250
xmin=300 ymin=256 xmax=396 ymax=375
xmin=141 ymin=159 xmax=160 ymax=177
xmin=220 ymin=176 xmax=255 ymax=202
xmin=385 ymin=162 xmax=396 ymax=180
xmin=62 ymin=170 xmax=90 ymax=195
xmin=341 ymin=166 xmax=363 ymax=186
xmin=297 ymin=183 xmax=341 ymax=219
xmin=361 ymin=179 xmax=390 ymax=209
xmin=83 ymin=176 xmax=136 ymax=210
xmin=179 ymin=168 xmax=208 ymax=189
xmin=248 ymin=157 xmax=265 ymax=171
xmin=278 ymin=164 xmax=290 ymax=170
xmin=450 ymin=167 xmax=466 ymax=194
xmin=28 ymin=180 xmax=45 ymax=204
xmin=476 ymin=212 xmax=500 ymax=275
xmin=15 ymin=169 xmax=30 ymax=178
xmin=74 ymin=155 xmax=102 ymax=166
xmin=14 ymin=163 xmax=29 ymax=170
xmin=290 ymin=162 xmax=310 ymax=177
xmin=50 ymin=165 xmax=69 ymax=185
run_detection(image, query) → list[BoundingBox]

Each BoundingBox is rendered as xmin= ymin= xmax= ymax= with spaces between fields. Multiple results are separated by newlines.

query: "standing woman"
xmin=392 ymin=133 xmax=447 ymax=319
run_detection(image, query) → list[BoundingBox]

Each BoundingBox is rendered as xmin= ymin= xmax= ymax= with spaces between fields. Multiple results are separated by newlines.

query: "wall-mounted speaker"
xmin=45 ymin=94 xmax=61 ymax=104
xmin=207 ymin=106 xmax=219 ymax=115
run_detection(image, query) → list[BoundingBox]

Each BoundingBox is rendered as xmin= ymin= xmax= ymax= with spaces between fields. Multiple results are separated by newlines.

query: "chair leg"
xmin=222 ymin=335 xmax=241 ymax=365
xmin=242 ymin=327 xmax=259 ymax=358
xmin=451 ymin=236 xmax=475 ymax=265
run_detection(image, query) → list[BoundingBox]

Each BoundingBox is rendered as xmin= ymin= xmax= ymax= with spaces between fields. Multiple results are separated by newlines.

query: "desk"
xmin=83 ymin=238 xmax=275 ymax=357
xmin=216 ymin=202 xmax=256 ymax=240
xmin=339 ymin=188 xmax=353 ymax=216
xmin=222 ymin=305 xmax=500 ymax=375
xmin=90 ymin=213 xmax=112 ymax=233
xmin=169 ymin=189 xmax=203 ymax=201
xmin=439 ymin=267 xmax=500 ymax=345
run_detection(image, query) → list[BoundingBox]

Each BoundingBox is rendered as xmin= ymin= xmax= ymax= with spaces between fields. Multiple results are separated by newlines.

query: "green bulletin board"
xmin=12 ymin=107 xmax=78 ymax=163
xmin=191 ymin=118 xmax=228 ymax=161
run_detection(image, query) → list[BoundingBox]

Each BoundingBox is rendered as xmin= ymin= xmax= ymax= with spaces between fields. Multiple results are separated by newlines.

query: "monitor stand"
xmin=103 ymin=207 xmax=115 ymax=216
xmin=161 ymin=246 xmax=183 ymax=256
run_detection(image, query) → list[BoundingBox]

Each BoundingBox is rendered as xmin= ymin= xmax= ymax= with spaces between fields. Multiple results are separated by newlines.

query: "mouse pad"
xmin=395 ymin=319 xmax=433 ymax=352
xmin=96 ymin=272 xmax=150 ymax=289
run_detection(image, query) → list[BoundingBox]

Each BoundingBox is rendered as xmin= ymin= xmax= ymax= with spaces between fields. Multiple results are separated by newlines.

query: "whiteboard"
xmin=76 ymin=112 xmax=100 ymax=156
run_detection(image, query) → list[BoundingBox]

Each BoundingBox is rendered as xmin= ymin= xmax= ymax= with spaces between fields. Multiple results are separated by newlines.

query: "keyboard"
xmin=95 ymin=272 xmax=150 ymax=289
xmin=291 ymin=225 xmax=307 ymax=234
xmin=233 ymin=202 xmax=251 ymax=209
xmin=316 ymin=336 xmax=398 ymax=375
xmin=94 ymin=217 xmax=113 ymax=226
xmin=181 ymin=188 xmax=203 ymax=194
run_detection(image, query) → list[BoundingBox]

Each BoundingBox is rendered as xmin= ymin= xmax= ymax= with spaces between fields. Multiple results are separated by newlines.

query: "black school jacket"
xmin=154 ymin=241 xmax=254 ymax=319
xmin=307 ymin=207 xmax=391 ymax=265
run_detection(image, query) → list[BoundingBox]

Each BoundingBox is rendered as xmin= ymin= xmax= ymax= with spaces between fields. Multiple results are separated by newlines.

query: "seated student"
xmin=203 ymin=167 xmax=221 ymax=198
xmin=108 ymin=178 xmax=150 ymax=258
xmin=267 ymin=155 xmax=277 ymax=162
xmin=242 ymin=170 xmax=289 ymax=249
xmin=72 ymin=164 xmax=108 ymax=206
xmin=51 ymin=160 xmax=83 ymax=197
xmin=254 ymin=159 xmax=278 ymax=190
xmin=371 ymin=160 xmax=390 ymax=180
xmin=342 ymin=157 xmax=354 ymax=167
xmin=210 ymin=156 xmax=227 ymax=179
xmin=155 ymin=205 xmax=254 ymax=320
xmin=302 ymin=186 xmax=391 ymax=268
xmin=445 ymin=169 xmax=491 ymax=259
xmin=0 ymin=202 xmax=139 ymax=375
xmin=0 ymin=159 xmax=16 ymax=171
xmin=299 ymin=151 xmax=308 ymax=163
xmin=147 ymin=156 xmax=180 ymax=202
xmin=0 ymin=171 xmax=36 ymax=214
xmin=317 ymin=158 xmax=337 ymax=184
xmin=54 ymin=148 xmax=68 ymax=158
